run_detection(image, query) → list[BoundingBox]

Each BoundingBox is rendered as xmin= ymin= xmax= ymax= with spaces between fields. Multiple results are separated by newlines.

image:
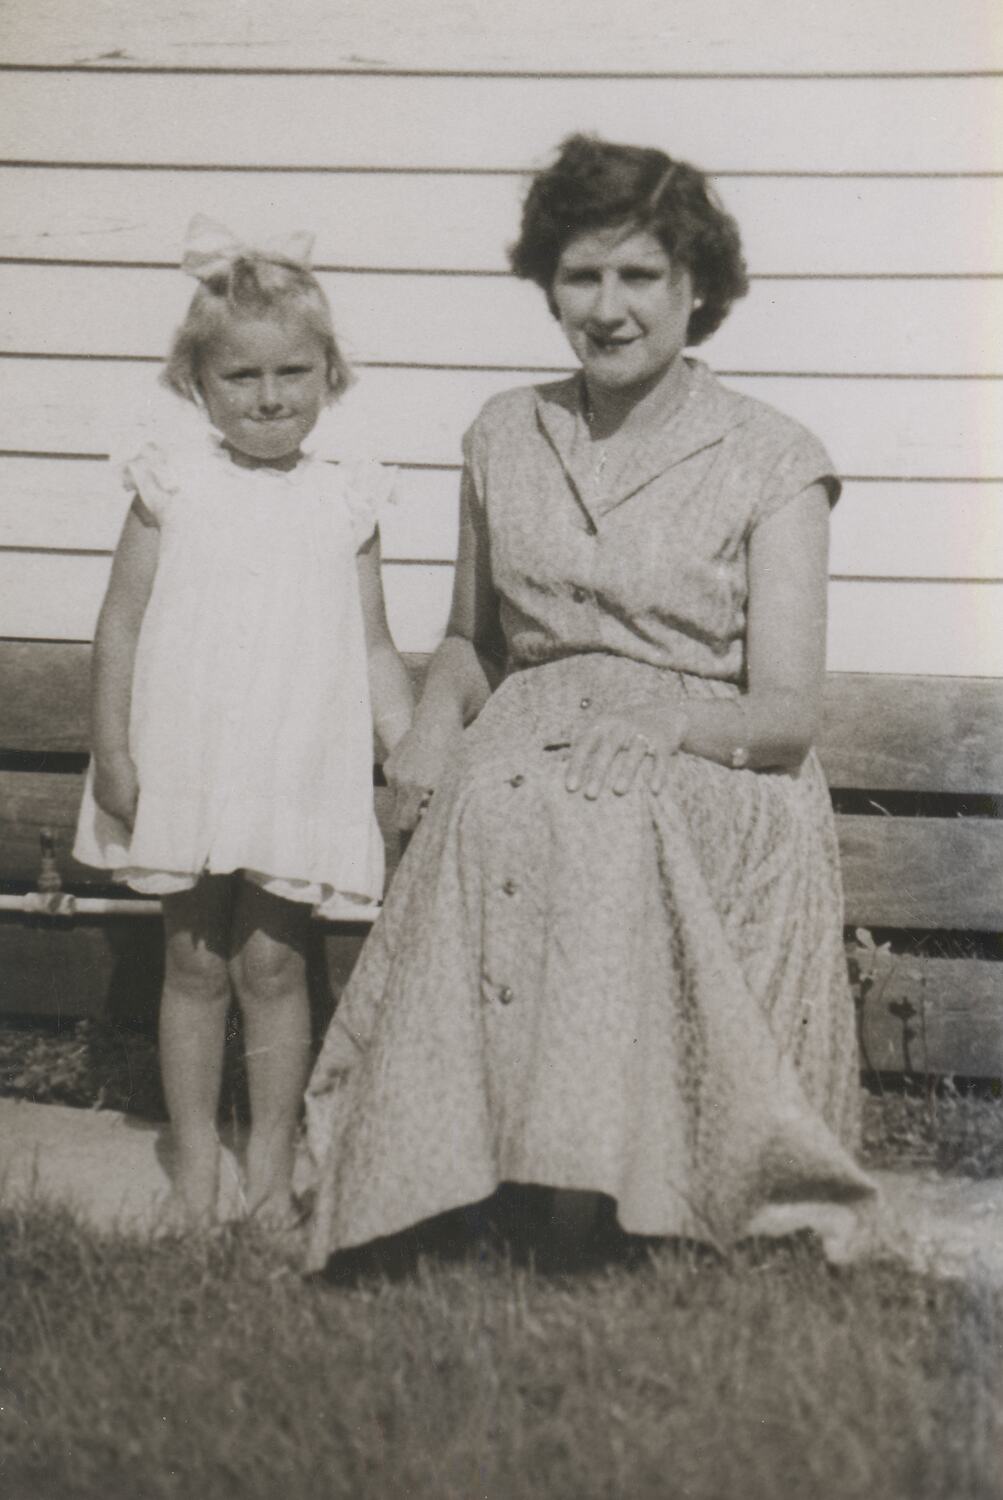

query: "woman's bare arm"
xmin=685 ymin=480 xmax=831 ymax=767
xmin=412 ymin=469 xmax=504 ymax=731
xmin=565 ymin=483 xmax=831 ymax=797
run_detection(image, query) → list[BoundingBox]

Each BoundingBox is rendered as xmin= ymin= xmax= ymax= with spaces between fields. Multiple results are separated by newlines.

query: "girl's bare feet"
xmin=164 ymin=1133 xmax=221 ymax=1231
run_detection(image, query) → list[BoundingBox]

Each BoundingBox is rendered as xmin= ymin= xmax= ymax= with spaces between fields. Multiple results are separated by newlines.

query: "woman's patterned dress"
xmin=303 ymin=359 xmax=873 ymax=1266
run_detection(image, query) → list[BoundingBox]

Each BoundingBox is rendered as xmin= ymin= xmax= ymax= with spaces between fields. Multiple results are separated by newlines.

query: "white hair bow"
xmin=181 ymin=214 xmax=315 ymax=282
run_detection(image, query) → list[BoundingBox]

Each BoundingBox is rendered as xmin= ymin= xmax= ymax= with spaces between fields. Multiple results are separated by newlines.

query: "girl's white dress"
xmin=73 ymin=417 xmax=395 ymax=915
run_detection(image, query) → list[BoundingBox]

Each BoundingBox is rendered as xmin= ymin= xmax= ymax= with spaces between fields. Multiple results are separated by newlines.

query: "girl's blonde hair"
xmin=162 ymin=256 xmax=353 ymax=405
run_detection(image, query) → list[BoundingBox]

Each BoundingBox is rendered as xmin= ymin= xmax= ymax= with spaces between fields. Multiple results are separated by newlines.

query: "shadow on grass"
xmin=317 ymin=1184 xmax=741 ymax=1289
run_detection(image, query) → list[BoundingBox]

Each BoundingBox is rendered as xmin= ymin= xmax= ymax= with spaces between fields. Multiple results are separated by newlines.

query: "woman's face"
xmin=552 ymin=226 xmax=696 ymax=398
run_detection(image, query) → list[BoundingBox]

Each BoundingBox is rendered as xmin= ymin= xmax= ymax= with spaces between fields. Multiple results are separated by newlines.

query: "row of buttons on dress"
xmin=488 ymin=692 xmax=594 ymax=1009
xmin=491 ymin=761 xmax=527 ymax=1007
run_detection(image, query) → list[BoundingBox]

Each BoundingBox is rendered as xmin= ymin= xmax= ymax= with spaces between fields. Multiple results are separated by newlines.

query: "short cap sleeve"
xmin=338 ymin=458 xmax=398 ymax=548
xmin=753 ymin=424 xmax=841 ymax=529
xmin=460 ymin=416 xmax=488 ymax=511
xmin=115 ymin=440 xmax=180 ymax=525
xmin=460 ymin=391 xmax=513 ymax=513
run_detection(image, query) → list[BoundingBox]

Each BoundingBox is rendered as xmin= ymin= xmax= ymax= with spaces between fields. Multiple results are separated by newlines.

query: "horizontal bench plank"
xmin=4 ymin=917 xmax=1000 ymax=1081
xmin=3 ymin=170 xmax=1001 ymax=278
xmin=4 ymin=771 xmax=1001 ymax=929
xmin=0 ymin=771 xmax=98 ymax=886
xmin=3 ymin=646 xmax=1001 ymax=796
xmin=0 ymin=913 xmax=366 ymax=1027
xmin=837 ymin=816 xmax=1003 ymax=930
xmin=822 ymin=675 xmax=1003 ymax=793
xmin=855 ymin=956 xmax=1003 ymax=1078
xmin=0 ymin=641 xmax=90 ymax=753
xmin=0 ymin=915 xmax=164 ymax=1023
xmin=4 ymin=552 xmax=1001 ymax=675
xmin=4 ymin=264 xmax=1000 ymax=379
xmin=1 ymin=361 xmax=998 ymax=481
xmin=3 ymin=74 xmax=1002 ymax=175
xmin=0 ymin=770 xmax=401 ymax=892
xmin=3 ymin=459 xmax=1000 ymax=585
xmin=4 ymin=0 xmax=998 ymax=73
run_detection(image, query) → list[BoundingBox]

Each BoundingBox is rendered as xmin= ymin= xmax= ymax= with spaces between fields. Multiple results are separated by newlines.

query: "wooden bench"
xmin=2 ymin=640 xmax=1001 ymax=1079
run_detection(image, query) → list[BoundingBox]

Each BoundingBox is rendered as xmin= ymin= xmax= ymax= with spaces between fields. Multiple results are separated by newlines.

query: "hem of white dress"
xmin=115 ymin=866 xmax=382 ymax=920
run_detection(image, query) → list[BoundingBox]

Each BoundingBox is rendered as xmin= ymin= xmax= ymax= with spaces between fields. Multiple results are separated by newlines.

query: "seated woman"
xmin=303 ymin=134 xmax=874 ymax=1268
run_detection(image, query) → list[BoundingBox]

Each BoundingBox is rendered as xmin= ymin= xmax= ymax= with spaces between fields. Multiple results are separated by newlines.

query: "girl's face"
xmin=552 ymin=225 xmax=696 ymax=400
xmin=198 ymin=314 xmax=329 ymax=466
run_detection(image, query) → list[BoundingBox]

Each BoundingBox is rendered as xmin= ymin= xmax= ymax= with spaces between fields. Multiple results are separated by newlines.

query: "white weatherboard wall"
xmin=0 ymin=0 xmax=1000 ymax=675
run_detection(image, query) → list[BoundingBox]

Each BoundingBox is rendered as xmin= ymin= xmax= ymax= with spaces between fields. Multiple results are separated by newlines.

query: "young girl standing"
xmin=74 ymin=216 xmax=414 ymax=1228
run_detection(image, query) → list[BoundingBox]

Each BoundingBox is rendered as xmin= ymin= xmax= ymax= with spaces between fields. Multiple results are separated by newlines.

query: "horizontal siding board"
xmin=0 ymin=362 xmax=998 ymax=479
xmin=4 ymin=0 xmax=1000 ymax=73
xmin=0 ymin=168 xmax=530 ymax=275
xmin=0 ymin=458 xmax=461 ymax=562
xmin=825 ymin=581 xmax=1003 ymax=677
xmin=380 ymin=566 xmax=452 ymax=653
xmin=828 ymin=484 xmax=1003 ymax=581
xmin=837 ymin=815 xmax=1003 ymax=929
xmin=0 ymin=459 xmax=129 ymax=550
xmin=823 ymin=673 xmax=1003 ymax=793
xmin=856 ymin=956 xmax=1003 ymax=1078
xmin=0 ymin=553 xmax=457 ymax=653
xmin=3 ymin=461 xmax=1000 ymax=583
xmin=4 ymin=264 xmax=1002 ymax=377
xmin=2 ymin=554 xmax=1001 ymax=674
xmin=4 ymin=170 xmax=1001 ymax=277
xmin=3 ymin=74 xmax=1002 ymax=173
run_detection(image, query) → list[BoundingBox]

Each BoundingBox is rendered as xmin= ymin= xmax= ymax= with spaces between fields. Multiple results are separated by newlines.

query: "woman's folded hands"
xmin=564 ymin=702 xmax=689 ymax=799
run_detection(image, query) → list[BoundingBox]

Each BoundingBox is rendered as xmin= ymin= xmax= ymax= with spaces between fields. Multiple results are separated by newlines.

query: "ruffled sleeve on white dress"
xmin=337 ymin=458 xmax=398 ymax=549
xmin=117 ymin=440 xmax=180 ymax=525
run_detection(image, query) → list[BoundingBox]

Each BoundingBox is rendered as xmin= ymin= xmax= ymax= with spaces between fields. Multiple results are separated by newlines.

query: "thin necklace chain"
xmin=584 ymin=373 xmax=692 ymax=491
xmin=582 ymin=398 xmax=611 ymax=490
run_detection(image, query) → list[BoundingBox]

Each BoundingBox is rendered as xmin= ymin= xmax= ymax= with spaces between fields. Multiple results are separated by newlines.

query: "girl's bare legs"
xmin=229 ymin=882 xmax=312 ymax=1224
xmin=160 ymin=878 xmax=234 ymax=1225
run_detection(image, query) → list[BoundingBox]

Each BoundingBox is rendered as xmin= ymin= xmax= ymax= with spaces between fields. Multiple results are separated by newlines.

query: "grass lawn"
xmin=2 ymin=1205 xmax=1001 ymax=1500
xmin=3 ymin=1015 xmax=1003 ymax=1499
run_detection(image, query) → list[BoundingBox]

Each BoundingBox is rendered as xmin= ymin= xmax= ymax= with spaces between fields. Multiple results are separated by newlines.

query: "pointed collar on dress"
xmin=533 ymin=358 xmax=756 ymax=520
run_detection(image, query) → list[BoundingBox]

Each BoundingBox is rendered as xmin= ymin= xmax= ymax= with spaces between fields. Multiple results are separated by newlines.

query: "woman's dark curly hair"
xmin=509 ymin=134 xmax=748 ymax=345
